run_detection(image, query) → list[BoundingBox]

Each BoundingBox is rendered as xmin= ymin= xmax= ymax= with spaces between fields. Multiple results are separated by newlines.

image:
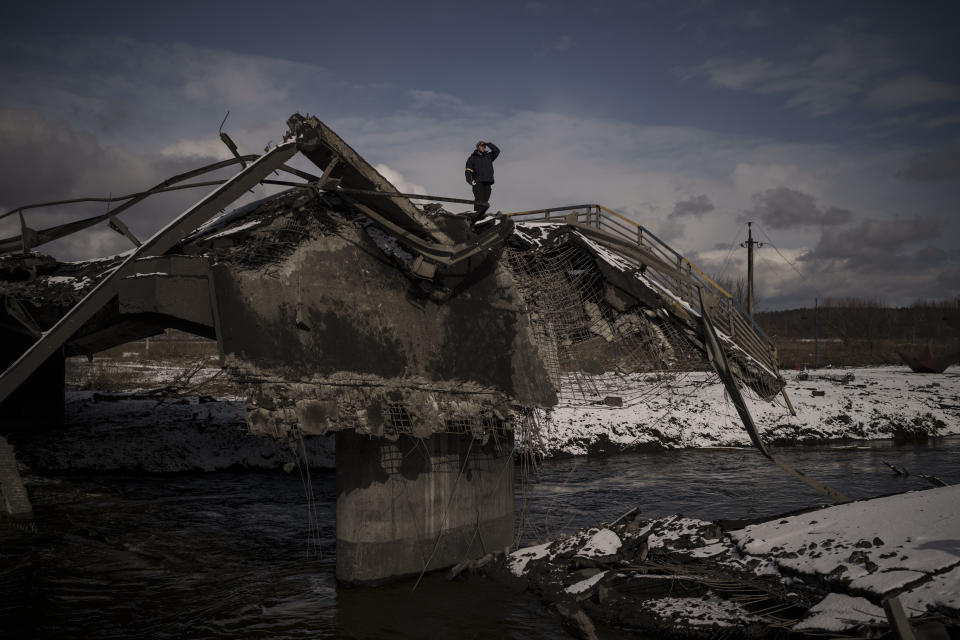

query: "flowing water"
xmin=2 ymin=437 xmax=958 ymax=639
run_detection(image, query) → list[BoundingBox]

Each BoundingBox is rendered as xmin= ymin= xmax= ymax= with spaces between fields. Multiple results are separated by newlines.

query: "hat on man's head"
xmin=476 ymin=140 xmax=486 ymax=148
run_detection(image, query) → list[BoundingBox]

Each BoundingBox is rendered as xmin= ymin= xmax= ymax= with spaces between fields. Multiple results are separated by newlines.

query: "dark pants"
xmin=472 ymin=182 xmax=492 ymax=218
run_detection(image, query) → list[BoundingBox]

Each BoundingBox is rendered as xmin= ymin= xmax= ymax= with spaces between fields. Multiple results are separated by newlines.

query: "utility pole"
xmin=815 ymin=296 xmax=819 ymax=369
xmin=741 ymin=221 xmax=763 ymax=316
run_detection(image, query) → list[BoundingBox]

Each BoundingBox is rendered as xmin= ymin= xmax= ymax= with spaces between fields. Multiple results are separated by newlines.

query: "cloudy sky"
xmin=1 ymin=0 xmax=958 ymax=309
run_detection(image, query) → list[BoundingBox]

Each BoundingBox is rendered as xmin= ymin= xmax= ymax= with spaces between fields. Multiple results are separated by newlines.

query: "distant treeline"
xmin=755 ymin=298 xmax=960 ymax=342
xmin=752 ymin=298 xmax=960 ymax=368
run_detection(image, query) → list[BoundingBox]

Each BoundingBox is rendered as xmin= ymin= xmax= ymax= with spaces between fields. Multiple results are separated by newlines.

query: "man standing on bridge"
xmin=465 ymin=140 xmax=500 ymax=221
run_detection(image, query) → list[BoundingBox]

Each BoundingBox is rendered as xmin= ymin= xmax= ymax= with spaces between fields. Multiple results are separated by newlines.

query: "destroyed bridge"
xmin=0 ymin=114 xmax=789 ymax=584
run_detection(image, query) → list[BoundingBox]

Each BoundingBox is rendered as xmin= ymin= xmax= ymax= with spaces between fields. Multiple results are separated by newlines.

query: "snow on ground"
xmin=900 ymin=564 xmax=960 ymax=614
xmin=27 ymin=364 xmax=958 ymax=472
xmin=541 ymin=367 xmax=960 ymax=455
xmin=643 ymin=596 xmax=762 ymax=628
xmin=509 ymin=541 xmax=553 ymax=577
xmin=506 ymin=486 xmax=960 ymax=634
xmin=565 ymin=570 xmax=608 ymax=594
xmin=65 ymin=359 xmax=229 ymax=394
xmin=576 ymin=527 xmax=621 ymax=557
xmin=735 ymin=487 xmax=960 ymax=579
xmin=792 ymin=593 xmax=885 ymax=631
xmin=730 ymin=485 xmax=960 ymax=615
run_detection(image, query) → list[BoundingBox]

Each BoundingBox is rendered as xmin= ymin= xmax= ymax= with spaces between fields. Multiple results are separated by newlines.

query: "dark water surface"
xmin=2 ymin=437 xmax=958 ymax=639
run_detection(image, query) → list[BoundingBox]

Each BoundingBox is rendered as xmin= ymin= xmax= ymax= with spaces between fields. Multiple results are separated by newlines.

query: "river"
xmin=2 ymin=437 xmax=958 ymax=639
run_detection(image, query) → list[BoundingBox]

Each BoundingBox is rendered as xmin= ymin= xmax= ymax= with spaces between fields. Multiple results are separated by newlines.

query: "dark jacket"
xmin=465 ymin=142 xmax=500 ymax=185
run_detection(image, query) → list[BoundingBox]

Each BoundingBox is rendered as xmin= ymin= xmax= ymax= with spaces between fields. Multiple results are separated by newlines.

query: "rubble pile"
xmin=0 ymin=253 xmax=122 ymax=329
xmin=475 ymin=486 xmax=960 ymax=639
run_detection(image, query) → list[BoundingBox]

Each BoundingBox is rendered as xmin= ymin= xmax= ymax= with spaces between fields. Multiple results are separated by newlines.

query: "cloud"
xmin=743 ymin=187 xmax=853 ymax=229
xmin=936 ymin=263 xmax=960 ymax=291
xmin=536 ymin=35 xmax=573 ymax=58
xmin=670 ymin=194 xmax=714 ymax=219
xmin=877 ymin=113 xmax=960 ymax=130
xmin=923 ymin=114 xmax=960 ymax=128
xmin=731 ymin=162 xmax=826 ymax=199
xmin=649 ymin=217 xmax=686 ymax=243
xmin=800 ymin=215 xmax=940 ymax=271
xmin=865 ymin=75 xmax=960 ymax=111
xmin=696 ymin=56 xmax=864 ymax=116
xmin=0 ymin=107 xmax=262 ymax=259
xmin=699 ymin=57 xmax=776 ymax=90
xmin=896 ymin=149 xmax=960 ymax=183
xmin=407 ymin=89 xmax=465 ymax=112
xmin=524 ymin=2 xmax=550 ymax=16
xmin=740 ymin=9 xmax=767 ymax=29
xmin=772 ymin=227 xmax=957 ymax=308
xmin=741 ymin=222 xmax=956 ymax=309
xmin=160 ymin=138 xmax=232 ymax=160
xmin=0 ymin=36 xmax=335 ymax=148
xmin=374 ymin=164 xmax=427 ymax=195
xmin=692 ymin=25 xmax=900 ymax=115
xmin=0 ymin=108 xmax=186 ymax=205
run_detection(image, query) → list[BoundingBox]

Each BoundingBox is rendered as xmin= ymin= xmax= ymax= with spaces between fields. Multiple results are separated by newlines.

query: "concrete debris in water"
xmin=480 ymin=485 xmax=960 ymax=638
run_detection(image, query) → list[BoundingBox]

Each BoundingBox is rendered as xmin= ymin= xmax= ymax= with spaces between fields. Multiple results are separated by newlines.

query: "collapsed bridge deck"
xmin=1 ymin=121 xmax=784 ymax=422
xmin=0 ymin=113 xmax=789 ymax=583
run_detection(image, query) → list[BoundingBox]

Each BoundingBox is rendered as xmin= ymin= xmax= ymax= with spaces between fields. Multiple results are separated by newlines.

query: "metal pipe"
xmin=333 ymin=186 xmax=483 ymax=207
xmin=815 ymin=297 xmax=819 ymax=369
xmin=0 ymin=155 xmax=261 ymax=222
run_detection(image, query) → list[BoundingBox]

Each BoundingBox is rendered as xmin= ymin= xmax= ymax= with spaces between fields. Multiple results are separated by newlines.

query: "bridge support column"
xmin=335 ymin=429 xmax=514 ymax=585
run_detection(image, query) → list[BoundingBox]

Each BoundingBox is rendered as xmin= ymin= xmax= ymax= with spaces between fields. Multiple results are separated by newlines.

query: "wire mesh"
xmin=505 ymin=242 xmax=713 ymax=406
xmin=241 ymin=376 xmax=516 ymax=443
xmin=510 ymin=208 xmax=782 ymax=381
xmin=225 ymin=216 xmax=311 ymax=276
xmin=215 ymin=191 xmax=340 ymax=276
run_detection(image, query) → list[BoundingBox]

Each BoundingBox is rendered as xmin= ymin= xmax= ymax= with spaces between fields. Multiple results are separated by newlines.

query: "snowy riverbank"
xmin=539 ymin=366 xmax=960 ymax=456
xmin=10 ymin=366 xmax=958 ymax=473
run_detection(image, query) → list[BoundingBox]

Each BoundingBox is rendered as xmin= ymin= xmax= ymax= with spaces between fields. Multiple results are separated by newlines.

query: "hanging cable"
xmin=715 ymin=222 xmax=746 ymax=282
xmin=756 ymin=225 xmax=808 ymax=281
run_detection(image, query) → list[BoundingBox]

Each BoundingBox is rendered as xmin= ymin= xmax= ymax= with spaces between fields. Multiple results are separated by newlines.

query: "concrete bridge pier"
xmin=335 ymin=429 xmax=514 ymax=585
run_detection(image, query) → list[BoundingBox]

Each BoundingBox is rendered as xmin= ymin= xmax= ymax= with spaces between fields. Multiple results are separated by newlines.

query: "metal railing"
xmin=506 ymin=204 xmax=780 ymax=375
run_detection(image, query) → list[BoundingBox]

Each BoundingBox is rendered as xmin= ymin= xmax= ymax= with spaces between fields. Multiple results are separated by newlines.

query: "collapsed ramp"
xmin=505 ymin=207 xmax=785 ymax=407
xmin=502 ymin=207 xmax=850 ymax=503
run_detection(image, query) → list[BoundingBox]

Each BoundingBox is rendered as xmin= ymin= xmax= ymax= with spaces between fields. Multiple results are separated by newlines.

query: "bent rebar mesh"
xmin=505 ymin=242 xmax=714 ymax=406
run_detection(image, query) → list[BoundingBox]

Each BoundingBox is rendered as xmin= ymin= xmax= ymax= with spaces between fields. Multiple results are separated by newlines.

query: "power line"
xmin=716 ymin=222 xmax=746 ymax=282
xmin=756 ymin=225 xmax=807 ymax=281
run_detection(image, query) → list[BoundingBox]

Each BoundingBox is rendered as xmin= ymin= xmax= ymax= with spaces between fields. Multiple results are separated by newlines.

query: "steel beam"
xmin=0 ymin=141 xmax=298 ymax=410
xmin=699 ymin=288 xmax=849 ymax=503
xmin=335 ymin=186 xmax=484 ymax=207
xmin=287 ymin=114 xmax=452 ymax=244
xmin=0 ymin=157 xmax=315 ymax=255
